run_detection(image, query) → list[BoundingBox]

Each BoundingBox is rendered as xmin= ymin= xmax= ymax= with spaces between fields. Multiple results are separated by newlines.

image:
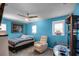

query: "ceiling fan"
xmin=17 ymin=12 xmax=39 ymax=21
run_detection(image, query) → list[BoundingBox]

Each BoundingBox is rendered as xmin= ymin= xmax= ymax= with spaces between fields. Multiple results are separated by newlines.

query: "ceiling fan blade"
xmin=18 ymin=14 xmax=26 ymax=17
xmin=18 ymin=13 xmax=39 ymax=19
xmin=29 ymin=16 xmax=38 ymax=18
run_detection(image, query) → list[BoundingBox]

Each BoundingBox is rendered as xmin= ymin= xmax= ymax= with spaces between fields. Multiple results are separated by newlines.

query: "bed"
xmin=8 ymin=35 xmax=34 ymax=53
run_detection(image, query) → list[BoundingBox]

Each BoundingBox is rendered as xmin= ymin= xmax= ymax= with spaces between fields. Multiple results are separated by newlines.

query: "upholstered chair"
xmin=34 ymin=36 xmax=48 ymax=53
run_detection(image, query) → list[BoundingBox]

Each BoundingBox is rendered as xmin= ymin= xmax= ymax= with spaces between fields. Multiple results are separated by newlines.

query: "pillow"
xmin=21 ymin=35 xmax=27 ymax=39
xmin=26 ymin=35 xmax=33 ymax=38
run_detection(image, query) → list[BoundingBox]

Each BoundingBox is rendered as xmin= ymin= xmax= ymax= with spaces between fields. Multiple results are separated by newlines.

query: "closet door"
xmin=70 ymin=15 xmax=77 ymax=56
xmin=70 ymin=16 xmax=75 ymax=56
xmin=71 ymin=15 xmax=79 ymax=56
xmin=66 ymin=15 xmax=78 ymax=56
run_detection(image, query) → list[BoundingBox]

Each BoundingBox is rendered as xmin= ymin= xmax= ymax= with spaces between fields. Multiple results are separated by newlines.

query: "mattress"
xmin=8 ymin=38 xmax=34 ymax=47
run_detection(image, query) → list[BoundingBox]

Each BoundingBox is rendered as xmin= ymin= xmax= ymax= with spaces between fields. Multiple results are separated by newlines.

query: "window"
xmin=52 ymin=20 xmax=65 ymax=36
xmin=32 ymin=25 xmax=37 ymax=34
xmin=0 ymin=24 xmax=6 ymax=31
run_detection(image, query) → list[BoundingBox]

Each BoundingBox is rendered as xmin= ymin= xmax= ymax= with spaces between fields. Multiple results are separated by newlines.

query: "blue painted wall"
xmin=2 ymin=18 xmax=23 ymax=39
xmin=24 ymin=16 xmax=68 ymax=48
xmin=73 ymin=3 xmax=79 ymax=15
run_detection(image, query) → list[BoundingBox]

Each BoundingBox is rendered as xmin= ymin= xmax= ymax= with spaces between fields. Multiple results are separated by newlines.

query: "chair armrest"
xmin=41 ymin=43 xmax=48 ymax=46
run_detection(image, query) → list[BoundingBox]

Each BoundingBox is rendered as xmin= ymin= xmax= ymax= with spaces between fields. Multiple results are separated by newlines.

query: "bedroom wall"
xmin=73 ymin=3 xmax=79 ymax=15
xmin=2 ymin=18 xmax=23 ymax=39
xmin=23 ymin=15 xmax=68 ymax=48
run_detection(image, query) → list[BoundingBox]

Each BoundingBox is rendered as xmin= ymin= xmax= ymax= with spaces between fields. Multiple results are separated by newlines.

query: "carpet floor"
xmin=9 ymin=46 xmax=54 ymax=56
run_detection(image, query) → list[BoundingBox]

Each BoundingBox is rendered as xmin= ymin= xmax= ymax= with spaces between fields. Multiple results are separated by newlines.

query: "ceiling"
xmin=3 ymin=3 xmax=76 ymax=23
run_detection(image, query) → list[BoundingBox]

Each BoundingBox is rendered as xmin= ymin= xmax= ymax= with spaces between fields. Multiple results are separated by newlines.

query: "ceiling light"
xmin=25 ymin=18 xmax=30 ymax=22
xmin=25 ymin=17 xmax=41 ymax=22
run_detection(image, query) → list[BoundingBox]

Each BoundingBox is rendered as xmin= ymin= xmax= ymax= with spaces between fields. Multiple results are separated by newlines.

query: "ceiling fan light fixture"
xmin=25 ymin=18 xmax=29 ymax=21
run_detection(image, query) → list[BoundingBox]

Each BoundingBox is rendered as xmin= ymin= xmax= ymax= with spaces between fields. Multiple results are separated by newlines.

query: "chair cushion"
xmin=34 ymin=43 xmax=42 ymax=47
xmin=40 ymin=36 xmax=47 ymax=44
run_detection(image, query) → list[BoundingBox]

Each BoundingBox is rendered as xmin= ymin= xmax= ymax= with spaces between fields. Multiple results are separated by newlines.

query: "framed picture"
xmin=12 ymin=23 xmax=23 ymax=33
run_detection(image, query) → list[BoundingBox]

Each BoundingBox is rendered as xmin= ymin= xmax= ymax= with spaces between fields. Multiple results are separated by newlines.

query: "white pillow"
xmin=26 ymin=35 xmax=33 ymax=38
xmin=21 ymin=35 xmax=27 ymax=39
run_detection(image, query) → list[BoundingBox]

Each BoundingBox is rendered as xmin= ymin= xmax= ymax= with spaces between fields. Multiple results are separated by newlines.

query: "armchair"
xmin=34 ymin=36 xmax=48 ymax=53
